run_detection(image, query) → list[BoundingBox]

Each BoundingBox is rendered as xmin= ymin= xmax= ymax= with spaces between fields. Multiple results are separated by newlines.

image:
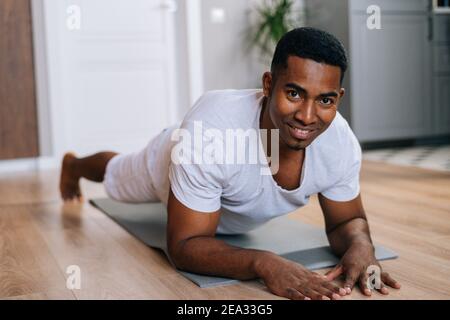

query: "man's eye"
xmin=320 ymin=98 xmax=334 ymax=105
xmin=287 ymin=90 xmax=299 ymax=99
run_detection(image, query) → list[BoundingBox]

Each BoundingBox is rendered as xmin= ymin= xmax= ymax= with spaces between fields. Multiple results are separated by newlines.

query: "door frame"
xmin=0 ymin=0 xmax=55 ymax=173
xmin=185 ymin=0 xmax=205 ymax=106
xmin=0 ymin=0 xmax=199 ymax=173
xmin=21 ymin=0 xmax=70 ymax=170
xmin=31 ymin=0 xmax=57 ymax=160
xmin=0 ymin=0 xmax=203 ymax=172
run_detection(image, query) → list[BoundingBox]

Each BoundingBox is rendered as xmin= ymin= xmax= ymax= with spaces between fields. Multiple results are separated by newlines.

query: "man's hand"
xmin=325 ymin=242 xmax=401 ymax=296
xmin=256 ymin=253 xmax=348 ymax=300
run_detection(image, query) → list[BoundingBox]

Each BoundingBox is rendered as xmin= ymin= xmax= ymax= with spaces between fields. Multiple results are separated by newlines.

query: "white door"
xmin=44 ymin=0 xmax=178 ymax=157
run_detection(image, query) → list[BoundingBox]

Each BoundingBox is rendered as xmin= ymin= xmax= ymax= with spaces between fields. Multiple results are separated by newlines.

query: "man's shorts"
xmin=103 ymin=145 xmax=160 ymax=203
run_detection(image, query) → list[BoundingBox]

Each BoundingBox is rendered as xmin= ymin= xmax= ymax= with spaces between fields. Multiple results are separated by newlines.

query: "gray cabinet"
xmin=350 ymin=2 xmax=432 ymax=142
xmin=432 ymin=14 xmax=450 ymax=136
xmin=305 ymin=0 xmax=449 ymax=143
xmin=434 ymin=78 xmax=450 ymax=135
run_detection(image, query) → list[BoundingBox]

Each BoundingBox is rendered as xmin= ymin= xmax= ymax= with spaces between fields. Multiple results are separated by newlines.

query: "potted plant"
xmin=246 ymin=0 xmax=305 ymax=64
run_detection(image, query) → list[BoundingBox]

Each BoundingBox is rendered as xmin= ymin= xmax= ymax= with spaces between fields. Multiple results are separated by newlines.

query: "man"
xmin=60 ymin=27 xmax=400 ymax=300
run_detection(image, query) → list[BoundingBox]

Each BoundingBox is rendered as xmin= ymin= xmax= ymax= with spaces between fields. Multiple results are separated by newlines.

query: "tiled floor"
xmin=363 ymin=145 xmax=450 ymax=172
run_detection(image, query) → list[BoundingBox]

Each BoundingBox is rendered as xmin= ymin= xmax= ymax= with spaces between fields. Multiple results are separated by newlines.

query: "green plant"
xmin=247 ymin=0 xmax=301 ymax=61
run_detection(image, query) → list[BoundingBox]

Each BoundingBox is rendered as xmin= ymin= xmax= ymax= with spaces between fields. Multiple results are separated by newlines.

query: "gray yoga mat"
xmin=90 ymin=198 xmax=398 ymax=288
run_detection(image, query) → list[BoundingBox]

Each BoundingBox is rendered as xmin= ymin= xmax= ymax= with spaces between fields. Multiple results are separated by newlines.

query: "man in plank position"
xmin=60 ymin=27 xmax=400 ymax=300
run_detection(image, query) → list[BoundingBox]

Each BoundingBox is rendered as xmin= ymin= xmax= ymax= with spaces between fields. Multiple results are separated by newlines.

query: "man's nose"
xmin=294 ymin=100 xmax=317 ymax=126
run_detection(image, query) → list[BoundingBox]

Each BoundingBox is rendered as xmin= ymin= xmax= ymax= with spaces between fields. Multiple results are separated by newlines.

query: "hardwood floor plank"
xmin=1 ymin=289 xmax=75 ymax=300
xmin=0 ymin=160 xmax=449 ymax=299
xmin=29 ymin=202 xmax=281 ymax=299
xmin=0 ymin=171 xmax=107 ymax=206
xmin=0 ymin=205 xmax=74 ymax=299
xmin=28 ymin=203 xmax=182 ymax=299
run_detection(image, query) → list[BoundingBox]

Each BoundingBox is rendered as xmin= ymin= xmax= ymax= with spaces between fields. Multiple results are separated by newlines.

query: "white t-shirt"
xmin=146 ymin=89 xmax=362 ymax=234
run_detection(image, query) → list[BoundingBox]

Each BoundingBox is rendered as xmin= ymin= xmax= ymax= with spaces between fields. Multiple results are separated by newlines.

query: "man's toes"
xmin=63 ymin=195 xmax=81 ymax=203
xmin=62 ymin=193 xmax=73 ymax=202
xmin=61 ymin=187 xmax=82 ymax=202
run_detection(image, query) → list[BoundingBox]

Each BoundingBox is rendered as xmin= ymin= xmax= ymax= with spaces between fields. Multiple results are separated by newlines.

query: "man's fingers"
xmin=343 ymin=268 xmax=360 ymax=293
xmin=285 ymin=287 xmax=310 ymax=301
xmin=300 ymin=287 xmax=331 ymax=301
xmin=359 ymin=272 xmax=372 ymax=296
xmin=325 ymin=264 xmax=343 ymax=281
xmin=363 ymin=272 xmax=390 ymax=295
xmin=382 ymin=272 xmax=401 ymax=289
xmin=313 ymin=284 xmax=342 ymax=300
xmin=312 ymin=272 xmax=327 ymax=280
xmin=323 ymin=280 xmax=347 ymax=296
xmin=378 ymin=282 xmax=389 ymax=295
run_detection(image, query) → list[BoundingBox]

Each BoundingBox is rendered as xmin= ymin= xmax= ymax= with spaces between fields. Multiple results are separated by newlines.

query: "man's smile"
xmin=286 ymin=123 xmax=317 ymax=140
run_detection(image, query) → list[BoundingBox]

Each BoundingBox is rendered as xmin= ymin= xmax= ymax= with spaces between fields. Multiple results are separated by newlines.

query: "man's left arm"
xmin=319 ymin=193 xmax=401 ymax=296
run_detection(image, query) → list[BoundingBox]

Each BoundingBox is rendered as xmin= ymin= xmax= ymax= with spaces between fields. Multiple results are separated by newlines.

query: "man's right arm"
xmin=166 ymin=189 xmax=346 ymax=300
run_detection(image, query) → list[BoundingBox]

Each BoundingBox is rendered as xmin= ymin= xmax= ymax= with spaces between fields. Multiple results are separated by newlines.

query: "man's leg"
xmin=59 ymin=151 xmax=118 ymax=202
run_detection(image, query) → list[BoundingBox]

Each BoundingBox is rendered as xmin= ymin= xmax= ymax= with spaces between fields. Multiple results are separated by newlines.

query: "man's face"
xmin=262 ymin=56 xmax=345 ymax=150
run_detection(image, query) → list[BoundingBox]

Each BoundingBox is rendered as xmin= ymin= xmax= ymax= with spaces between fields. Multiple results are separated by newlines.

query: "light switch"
xmin=210 ymin=7 xmax=226 ymax=24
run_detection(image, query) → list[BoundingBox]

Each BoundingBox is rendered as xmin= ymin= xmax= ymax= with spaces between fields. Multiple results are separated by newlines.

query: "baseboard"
xmin=0 ymin=156 xmax=59 ymax=174
xmin=361 ymin=135 xmax=450 ymax=150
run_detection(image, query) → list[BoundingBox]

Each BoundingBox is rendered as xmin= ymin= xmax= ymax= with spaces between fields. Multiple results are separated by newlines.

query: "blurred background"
xmin=0 ymin=0 xmax=449 ymax=173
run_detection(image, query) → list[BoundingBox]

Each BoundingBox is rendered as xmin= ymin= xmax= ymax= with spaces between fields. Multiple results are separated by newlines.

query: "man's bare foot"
xmin=59 ymin=152 xmax=83 ymax=202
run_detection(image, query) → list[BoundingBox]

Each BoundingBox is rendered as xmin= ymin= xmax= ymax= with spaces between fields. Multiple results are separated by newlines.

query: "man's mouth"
xmin=287 ymin=124 xmax=316 ymax=140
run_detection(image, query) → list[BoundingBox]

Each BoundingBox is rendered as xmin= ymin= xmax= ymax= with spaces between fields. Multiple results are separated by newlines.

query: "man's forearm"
xmin=327 ymin=217 xmax=374 ymax=257
xmin=169 ymin=236 xmax=277 ymax=280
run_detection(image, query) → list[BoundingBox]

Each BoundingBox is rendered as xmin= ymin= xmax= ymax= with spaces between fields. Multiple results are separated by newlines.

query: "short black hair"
xmin=271 ymin=27 xmax=348 ymax=83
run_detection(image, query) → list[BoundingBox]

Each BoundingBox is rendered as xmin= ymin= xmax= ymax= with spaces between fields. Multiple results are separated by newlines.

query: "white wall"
xmin=200 ymin=0 xmax=268 ymax=92
xmin=173 ymin=0 xmax=191 ymax=115
xmin=199 ymin=0 xmax=307 ymax=93
xmin=304 ymin=0 xmax=352 ymax=122
xmin=173 ymin=0 xmax=270 ymax=113
xmin=0 ymin=0 xmax=282 ymax=171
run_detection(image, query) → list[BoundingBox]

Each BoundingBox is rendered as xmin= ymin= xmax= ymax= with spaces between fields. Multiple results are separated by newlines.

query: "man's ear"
xmin=339 ymin=88 xmax=345 ymax=99
xmin=262 ymin=72 xmax=272 ymax=97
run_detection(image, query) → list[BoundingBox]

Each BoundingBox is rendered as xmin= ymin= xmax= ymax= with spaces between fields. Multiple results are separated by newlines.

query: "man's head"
xmin=262 ymin=27 xmax=348 ymax=150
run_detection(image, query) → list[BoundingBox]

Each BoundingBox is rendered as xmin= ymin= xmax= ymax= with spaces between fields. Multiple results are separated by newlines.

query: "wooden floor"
xmin=0 ymin=160 xmax=449 ymax=300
